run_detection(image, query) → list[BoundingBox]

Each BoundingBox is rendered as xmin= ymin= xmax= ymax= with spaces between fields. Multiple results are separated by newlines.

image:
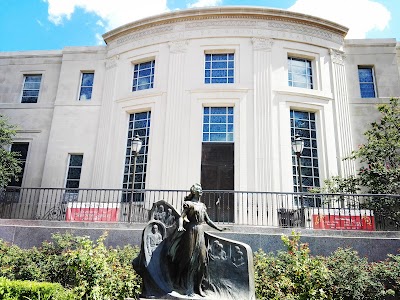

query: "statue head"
xmin=158 ymin=205 xmax=164 ymax=212
xmin=152 ymin=224 xmax=158 ymax=233
xmin=213 ymin=240 xmax=223 ymax=250
xmin=190 ymin=183 xmax=203 ymax=197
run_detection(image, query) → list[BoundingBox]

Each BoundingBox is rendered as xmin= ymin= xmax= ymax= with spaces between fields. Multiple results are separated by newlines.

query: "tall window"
xmin=9 ymin=143 xmax=29 ymax=187
xmin=132 ymin=60 xmax=155 ymax=91
xmin=21 ymin=75 xmax=42 ymax=103
xmin=79 ymin=72 xmax=94 ymax=100
xmin=203 ymin=107 xmax=234 ymax=142
xmin=290 ymin=110 xmax=320 ymax=196
xmin=204 ymin=53 xmax=234 ymax=84
xmin=65 ymin=154 xmax=83 ymax=193
xmin=288 ymin=57 xmax=313 ymax=89
xmin=358 ymin=66 xmax=376 ymax=98
xmin=201 ymin=107 xmax=234 ymax=222
xmin=122 ymin=111 xmax=151 ymax=201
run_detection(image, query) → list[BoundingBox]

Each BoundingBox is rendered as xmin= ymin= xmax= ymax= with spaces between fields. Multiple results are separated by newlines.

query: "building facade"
xmin=1 ymin=7 xmax=400 ymax=197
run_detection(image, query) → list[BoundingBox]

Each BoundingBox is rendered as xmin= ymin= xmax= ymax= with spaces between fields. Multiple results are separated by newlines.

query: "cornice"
xmin=0 ymin=51 xmax=62 ymax=59
xmin=103 ymin=6 xmax=348 ymax=45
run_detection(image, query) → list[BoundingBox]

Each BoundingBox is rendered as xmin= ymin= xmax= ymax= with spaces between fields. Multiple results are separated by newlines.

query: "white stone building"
xmin=1 ymin=6 xmax=399 ymax=200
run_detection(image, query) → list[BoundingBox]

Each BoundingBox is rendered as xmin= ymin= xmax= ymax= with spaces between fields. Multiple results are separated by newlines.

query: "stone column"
xmin=91 ymin=55 xmax=119 ymax=188
xmin=329 ymin=49 xmax=356 ymax=177
xmin=160 ymin=40 xmax=189 ymax=189
xmin=252 ymin=38 xmax=274 ymax=191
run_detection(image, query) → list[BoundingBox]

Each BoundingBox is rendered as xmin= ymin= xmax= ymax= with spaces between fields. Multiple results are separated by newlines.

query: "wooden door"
xmin=201 ymin=143 xmax=234 ymax=222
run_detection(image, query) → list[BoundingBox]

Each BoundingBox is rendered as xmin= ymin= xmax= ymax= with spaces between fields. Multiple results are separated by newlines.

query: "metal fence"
xmin=0 ymin=187 xmax=399 ymax=231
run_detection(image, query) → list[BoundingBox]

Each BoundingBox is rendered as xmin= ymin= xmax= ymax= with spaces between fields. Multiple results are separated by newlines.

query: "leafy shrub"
xmin=369 ymin=254 xmax=400 ymax=299
xmin=254 ymin=232 xmax=331 ymax=300
xmin=62 ymin=234 xmax=141 ymax=300
xmin=324 ymin=247 xmax=400 ymax=300
xmin=324 ymin=248 xmax=374 ymax=299
xmin=0 ymin=240 xmax=45 ymax=282
xmin=0 ymin=277 xmax=76 ymax=300
xmin=0 ymin=231 xmax=398 ymax=300
xmin=0 ymin=232 xmax=141 ymax=300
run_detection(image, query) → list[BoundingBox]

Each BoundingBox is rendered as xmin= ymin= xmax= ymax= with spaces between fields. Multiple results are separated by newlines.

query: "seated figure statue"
xmin=132 ymin=184 xmax=255 ymax=300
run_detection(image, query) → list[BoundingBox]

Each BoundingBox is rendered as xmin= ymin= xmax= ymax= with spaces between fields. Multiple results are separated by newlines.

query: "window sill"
xmin=275 ymin=87 xmax=333 ymax=102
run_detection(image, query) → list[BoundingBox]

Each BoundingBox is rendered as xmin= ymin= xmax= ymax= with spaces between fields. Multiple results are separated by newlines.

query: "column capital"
xmin=169 ymin=40 xmax=189 ymax=54
xmin=105 ymin=55 xmax=119 ymax=70
xmin=329 ymin=49 xmax=346 ymax=65
xmin=252 ymin=37 xmax=274 ymax=51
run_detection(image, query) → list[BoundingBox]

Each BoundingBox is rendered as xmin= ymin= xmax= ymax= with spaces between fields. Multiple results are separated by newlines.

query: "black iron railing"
xmin=0 ymin=187 xmax=398 ymax=231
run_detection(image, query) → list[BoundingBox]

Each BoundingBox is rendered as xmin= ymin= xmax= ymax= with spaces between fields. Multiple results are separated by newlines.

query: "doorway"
xmin=201 ymin=143 xmax=234 ymax=222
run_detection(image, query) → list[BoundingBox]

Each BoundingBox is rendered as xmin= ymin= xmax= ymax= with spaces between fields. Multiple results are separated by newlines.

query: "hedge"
xmin=0 ymin=277 xmax=76 ymax=300
xmin=0 ymin=231 xmax=398 ymax=299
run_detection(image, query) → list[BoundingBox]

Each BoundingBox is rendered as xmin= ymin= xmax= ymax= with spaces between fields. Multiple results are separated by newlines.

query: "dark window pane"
xmin=66 ymin=180 xmax=80 ymax=189
xmin=21 ymin=75 xmax=41 ymax=103
xmin=67 ymin=168 xmax=82 ymax=180
xmin=70 ymin=155 xmax=83 ymax=166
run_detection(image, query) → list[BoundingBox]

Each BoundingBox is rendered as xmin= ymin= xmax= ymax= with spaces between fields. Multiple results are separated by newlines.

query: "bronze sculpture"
xmin=133 ymin=184 xmax=255 ymax=299
xmin=168 ymin=183 xmax=225 ymax=296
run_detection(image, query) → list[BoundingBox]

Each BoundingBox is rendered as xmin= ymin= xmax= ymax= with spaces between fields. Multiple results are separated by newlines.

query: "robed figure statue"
xmin=132 ymin=184 xmax=255 ymax=300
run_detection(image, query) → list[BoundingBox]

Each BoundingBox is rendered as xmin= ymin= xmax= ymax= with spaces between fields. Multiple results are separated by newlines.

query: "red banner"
xmin=66 ymin=207 xmax=119 ymax=222
xmin=313 ymin=214 xmax=375 ymax=231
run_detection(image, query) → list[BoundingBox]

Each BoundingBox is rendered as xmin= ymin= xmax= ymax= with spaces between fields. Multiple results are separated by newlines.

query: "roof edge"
xmin=103 ymin=6 xmax=349 ymax=44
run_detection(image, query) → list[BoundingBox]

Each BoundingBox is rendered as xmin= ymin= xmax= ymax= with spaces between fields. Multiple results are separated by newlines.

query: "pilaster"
xmin=161 ymin=40 xmax=189 ymax=189
xmin=91 ymin=55 xmax=119 ymax=188
xmin=329 ymin=49 xmax=356 ymax=177
xmin=252 ymin=38 xmax=274 ymax=191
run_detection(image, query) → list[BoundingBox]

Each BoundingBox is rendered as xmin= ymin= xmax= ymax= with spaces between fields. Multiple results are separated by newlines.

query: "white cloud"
xmin=96 ymin=20 xmax=105 ymax=28
xmin=44 ymin=0 xmax=169 ymax=30
xmin=188 ymin=0 xmax=222 ymax=8
xmin=288 ymin=0 xmax=390 ymax=38
xmin=95 ymin=33 xmax=105 ymax=45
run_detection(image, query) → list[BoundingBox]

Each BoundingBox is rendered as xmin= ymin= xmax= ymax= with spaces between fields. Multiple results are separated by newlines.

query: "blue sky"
xmin=0 ymin=0 xmax=398 ymax=52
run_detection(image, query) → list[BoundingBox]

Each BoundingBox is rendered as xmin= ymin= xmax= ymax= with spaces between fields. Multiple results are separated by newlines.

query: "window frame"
xmin=122 ymin=110 xmax=152 ymax=202
xmin=290 ymin=109 xmax=321 ymax=205
xmin=8 ymin=142 xmax=30 ymax=187
xmin=64 ymin=154 xmax=84 ymax=193
xmin=78 ymin=72 xmax=95 ymax=101
xmin=358 ymin=65 xmax=377 ymax=98
xmin=204 ymin=52 xmax=235 ymax=84
xmin=202 ymin=106 xmax=234 ymax=143
xmin=21 ymin=74 xmax=42 ymax=103
xmin=132 ymin=59 xmax=156 ymax=92
xmin=287 ymin=56 xmax=314 ymax=90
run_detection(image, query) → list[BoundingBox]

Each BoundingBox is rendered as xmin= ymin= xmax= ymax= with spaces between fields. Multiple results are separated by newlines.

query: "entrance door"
xmin=201 ymin=143 xmax=234 ymax=222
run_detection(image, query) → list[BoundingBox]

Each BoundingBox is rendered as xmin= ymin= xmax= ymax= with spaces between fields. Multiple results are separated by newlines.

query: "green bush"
xmin=0 ymin=277 xmax=76 ymax=300
xmin=255 ymin=232 xmax=400 ymax=300
xmin=0 ymin=232 xmax=141 ymax=300
xmin=62 ymin=234 xmax=141 ymax=300
xmin=0 ymin=240 xmax=45 ymax=282
xmin=255 ymin=232 xmax=331 ymax=300
xmin=324 ymin=248 xmax=376 ymax=299
xmin=0 ymin=231 xmax=398 ymax=300
xmin=369 ymin=254 xmax=400 ymax=299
